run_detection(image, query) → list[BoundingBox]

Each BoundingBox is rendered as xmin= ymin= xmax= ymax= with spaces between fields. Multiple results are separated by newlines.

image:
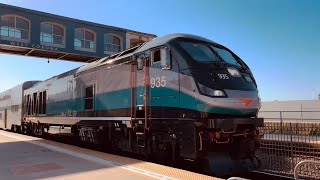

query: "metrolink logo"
xmin=9 ymin=41 xmax=59 ymax=51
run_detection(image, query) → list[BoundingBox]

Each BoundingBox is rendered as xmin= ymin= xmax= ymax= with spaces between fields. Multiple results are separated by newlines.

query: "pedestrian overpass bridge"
xmin=0 ymin=3 xmax=156 ymax=63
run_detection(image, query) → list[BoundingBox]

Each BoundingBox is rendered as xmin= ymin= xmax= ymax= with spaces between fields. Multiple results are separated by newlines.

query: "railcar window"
xmin=33 ymin=93 xmax=37 ymax=115
xmin=36 ymin=93 xmax=40 ymax=115
xmin=24 ymin=95 xmax=26 ymax=113
xmin=27 ymin=94 xmax=31 ymax=115
xmin=178 ymin=41 xmax=218 ymax=62
xmin=43 ymin=91 xmax=46 ymax=114
xmin=211 ymin=46 xmax=242 ymax=67
xmin=30 ymin=94 xmax=34 ymax=115
xmin=0 ymin=113 xmax=2 ymax=119
xmin=39 ymin=92 xmax=43 ymax=114
xmin=85 ymin=85 xmax=94 ymax=110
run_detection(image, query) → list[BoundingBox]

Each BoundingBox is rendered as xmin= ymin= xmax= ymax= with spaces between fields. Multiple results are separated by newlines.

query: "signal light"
xmin=208 ymin=132 xmax=215 ymax=139
xmin=215 ymin=132 xmax=220 ymax=139
xmin=227 ymin=67 xmax=241 ymax=77
xmin=213 ymin=90 xmax=225 ymax=97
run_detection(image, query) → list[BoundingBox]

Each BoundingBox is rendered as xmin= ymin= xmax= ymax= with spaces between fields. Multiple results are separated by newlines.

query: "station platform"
xmin=0 ymin=130 xmax=221 ymax=180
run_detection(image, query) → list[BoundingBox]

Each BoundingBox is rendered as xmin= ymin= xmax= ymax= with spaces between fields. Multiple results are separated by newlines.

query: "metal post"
xmin=290 ymin=122 xmax=294 ymax=171
xmin=300 ymin=104 xmax=303 ymax=122
xmin=280 ymin=111 xmax=283 ymax=134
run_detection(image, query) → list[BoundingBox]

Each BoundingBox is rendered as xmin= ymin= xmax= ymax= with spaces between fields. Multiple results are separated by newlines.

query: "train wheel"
xmin=21 ymin=123 xmax=28 ymax=134
xmin=13 ymin=125 xmax=19 ymax=133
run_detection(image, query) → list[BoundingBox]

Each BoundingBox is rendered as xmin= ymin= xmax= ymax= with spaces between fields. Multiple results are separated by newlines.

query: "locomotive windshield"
xmin=177 ymin=39 xmax=257 ymax=91
xmin=210 ymin=46 xmax=242 ymax=67
xmin=177 ymin=41 xmax=219 ymax=63
xmin=178 ymin=40 xmax=243 ymax=67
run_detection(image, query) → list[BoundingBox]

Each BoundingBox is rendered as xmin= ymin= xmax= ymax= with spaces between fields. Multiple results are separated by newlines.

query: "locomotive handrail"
xmin=214 ymin=138 xmax=230 ymax=144
xmin=227 ymin=177 xmax=249 ymax=180
xmin=198 ymin=132 xmax=203 ymax=150
xmin=294 ymin=160 xmax=320 ymax=180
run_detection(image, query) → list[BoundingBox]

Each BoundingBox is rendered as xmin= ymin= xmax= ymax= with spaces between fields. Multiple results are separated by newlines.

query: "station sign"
xmin=7 ymin=41 xmax=59 ymax=52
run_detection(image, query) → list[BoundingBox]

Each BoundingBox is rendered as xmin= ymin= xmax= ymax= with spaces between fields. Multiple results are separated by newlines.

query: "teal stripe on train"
xmin=47 ymin=87 xmax=256 ymax=115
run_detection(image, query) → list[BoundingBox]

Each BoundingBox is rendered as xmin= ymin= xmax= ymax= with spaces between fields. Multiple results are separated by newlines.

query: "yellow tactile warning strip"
xmin=0 ymin=130 xmax=222 ymax=180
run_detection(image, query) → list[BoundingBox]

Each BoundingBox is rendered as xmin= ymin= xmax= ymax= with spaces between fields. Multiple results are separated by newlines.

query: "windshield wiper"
xmin=209 ymin=47 xmax=225 ymax=64
xmin=239 ymin=67 xmax=250 ymax=74
xmin=213 ymin=60 xmax=222 ymax=67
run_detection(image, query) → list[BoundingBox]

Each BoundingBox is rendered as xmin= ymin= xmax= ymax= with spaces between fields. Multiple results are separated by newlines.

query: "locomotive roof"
xmin=134 ymin=33 xmax=218 ymax=54
xmin=76 ymin=33 xmax=218 ymax=74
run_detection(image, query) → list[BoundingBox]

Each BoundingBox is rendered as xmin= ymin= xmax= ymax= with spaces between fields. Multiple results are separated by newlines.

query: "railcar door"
xmin=130 ymin=49 xmax=179 ymax=125
xmin=149 ymin=48 xmax=179 ymax=118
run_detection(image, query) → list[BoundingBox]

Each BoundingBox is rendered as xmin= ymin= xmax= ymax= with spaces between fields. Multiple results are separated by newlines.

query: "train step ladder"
xmin=135 ymin=122 xmax=146 ymax=148
xmin=136 ymin=131 xmax=145 ymax=148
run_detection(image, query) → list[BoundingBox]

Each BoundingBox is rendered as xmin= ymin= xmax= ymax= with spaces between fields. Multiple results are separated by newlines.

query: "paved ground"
xmin=0 ymin=130 xmax=220 ymax=180
xmin=0 ymin=131 xmax=153 ymax=180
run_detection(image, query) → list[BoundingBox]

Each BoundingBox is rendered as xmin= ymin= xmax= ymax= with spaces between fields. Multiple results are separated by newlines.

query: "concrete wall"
xmin=259 ymin=100 xmax=320 ymax=122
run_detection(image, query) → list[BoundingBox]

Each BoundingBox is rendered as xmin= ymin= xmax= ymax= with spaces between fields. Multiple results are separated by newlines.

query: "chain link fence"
xmin=257 ymin=111 xmax=320 ymax=179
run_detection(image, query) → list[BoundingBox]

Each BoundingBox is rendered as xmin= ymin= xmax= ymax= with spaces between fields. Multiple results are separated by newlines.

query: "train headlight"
xmin=213 ymin=90 xmax=225 ymax=96
xmin=227 ymin=67 xmax=241 ymax=77
xmin=197 ymin=83 xmax=227 ymax=97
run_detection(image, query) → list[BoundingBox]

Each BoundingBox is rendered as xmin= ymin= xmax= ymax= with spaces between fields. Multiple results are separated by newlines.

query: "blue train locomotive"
xmin=0 ymin=34 xmax=263 ymax=176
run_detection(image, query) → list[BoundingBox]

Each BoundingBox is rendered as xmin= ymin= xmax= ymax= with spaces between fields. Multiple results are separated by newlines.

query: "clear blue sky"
xmin=0 ymin=0 xmax=320 ymax=101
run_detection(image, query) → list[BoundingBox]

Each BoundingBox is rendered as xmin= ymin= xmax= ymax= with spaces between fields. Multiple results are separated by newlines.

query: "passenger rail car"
xmin=0 ymin=34 xmax=263 ymax=176
xmin=0 ymin=81 xmax=40 ymax=130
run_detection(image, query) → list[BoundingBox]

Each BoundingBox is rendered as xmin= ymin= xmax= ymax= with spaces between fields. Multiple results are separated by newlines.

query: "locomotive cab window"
xmin=152 ymin=49 xmax=161 ymax=68
xmin=153 ymin=50 xmax=161 ymax=63
xmin=85 ymin=85 xmax=94 ymax=110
